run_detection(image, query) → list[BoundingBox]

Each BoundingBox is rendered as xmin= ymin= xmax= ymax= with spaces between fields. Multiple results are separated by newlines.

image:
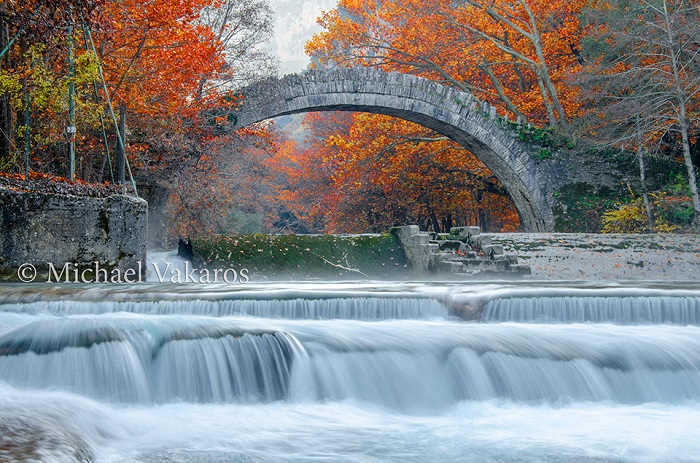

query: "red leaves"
xmin=0 ymin=171 xmax=122 ymax=197
xmin=94 ymin=0 xmax=226 ymax=120
xmin=269 ymin=113 xmax=520 ymax=233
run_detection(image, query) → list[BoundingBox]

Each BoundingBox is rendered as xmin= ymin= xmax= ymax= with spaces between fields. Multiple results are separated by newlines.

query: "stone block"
xmin=439 ymin=240 xmax=464 ymax=251
xmin=450 ymin=226 xmax=480 ymax=238
xmin=0 ymin=188 xmax=147 ymax=279
xmin=509 ymin=264 xmax=532 ymax=275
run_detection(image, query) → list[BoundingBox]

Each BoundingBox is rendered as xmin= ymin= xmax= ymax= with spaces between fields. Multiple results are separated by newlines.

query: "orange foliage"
xmin=286 ymin=0 xmax=579 ymax=232
xmin=94 ymin=0 xmax=226 ymax=120
xmin=272 ymin=113 xmax=520 ymax=233
xmin=166 ymin=122 xmax=281 ymax=238
xmin=306 ymin=0 xmax=587 ymax=127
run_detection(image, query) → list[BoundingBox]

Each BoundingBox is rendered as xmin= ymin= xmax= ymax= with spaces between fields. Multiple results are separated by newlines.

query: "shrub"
xmin=601 ymin=199 xmax=649 ymax=233
xmin=601 ymin=192 xmax=692 ymax=234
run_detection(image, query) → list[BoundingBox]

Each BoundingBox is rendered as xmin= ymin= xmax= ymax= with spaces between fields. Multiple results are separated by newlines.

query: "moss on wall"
xmin=192 ymin=233 xmax=409 ymax=279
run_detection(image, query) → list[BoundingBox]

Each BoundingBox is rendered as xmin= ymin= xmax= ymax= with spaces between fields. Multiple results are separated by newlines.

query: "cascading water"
xmin=0 ymin=316 xmax=302 ymax=404
xmin=1 ymin=281 xmax=700 ymax=462
xmin=482 ymin=296 xmax=700 ymax=324
xmin=0 ymin=296 xmax=449 ymax=320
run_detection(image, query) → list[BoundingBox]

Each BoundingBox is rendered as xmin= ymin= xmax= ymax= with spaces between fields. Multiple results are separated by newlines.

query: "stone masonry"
xmin=0 ymin=188 xmax=147 ymax=279
xmin=222 ymin=68 xmax=575 ymax=232
xmin=391 ymin=225 xmax=530 ymax=277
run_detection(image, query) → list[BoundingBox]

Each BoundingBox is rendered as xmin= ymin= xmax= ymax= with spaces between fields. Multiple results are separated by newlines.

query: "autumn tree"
xmin=0 ymin=0 xmax=226 ymax=180
xmin=306 ymin=0 xmax=587 ymax=127
xmin=0 ymin=0 xmax=282 ymax=241
xmin=282 ymin=0 xmax=590 ymax=234
xmin=198 ymin=0 xmax=277 ymax=90
xmin=0 ymin=0 xmax=104 ymax=166
xmin=133 ymin=0 xmax=279 ymax=239
xmin=273 ymin=112 xmax=519 ymax=233
xmin=165 ymin=123 xmax=281 ymax=238
xmin=579 ymin=0 xmax=700 ymax=229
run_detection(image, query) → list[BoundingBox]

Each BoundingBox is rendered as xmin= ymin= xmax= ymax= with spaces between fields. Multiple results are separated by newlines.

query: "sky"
xmin=268 ymin=0 xmax=337 ymax=74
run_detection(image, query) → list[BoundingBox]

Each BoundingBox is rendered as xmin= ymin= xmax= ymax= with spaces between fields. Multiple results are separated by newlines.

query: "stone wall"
xmin=0 ymin=188 xmax=147 ymax=279
xmin=390 ymin=225 xmax=439 ymax=275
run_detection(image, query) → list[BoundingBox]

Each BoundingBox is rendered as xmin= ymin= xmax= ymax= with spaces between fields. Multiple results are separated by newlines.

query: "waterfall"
xmin=2 ymin=282 xmax=700 ymax=462
xmin=286 ymin=321 xmax=700 ymax=411
xmin=0 ymin=316 xmax=304 ymax=404
xmin=482 ymin=296 xmax=700 ymax=325
xmin=2 ymin=314 xmax=699 ymax=411
xmin=0 ymin=297 xmax=449 ymax=320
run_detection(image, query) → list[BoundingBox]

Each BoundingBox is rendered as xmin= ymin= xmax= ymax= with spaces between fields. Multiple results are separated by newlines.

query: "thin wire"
xmin=0 ymin=8 xmax=40 ymax=60
xmin=84 ymin=23 xmax=138 ymax=197
xmin=82 ymin=27 xmax=114 ymax=183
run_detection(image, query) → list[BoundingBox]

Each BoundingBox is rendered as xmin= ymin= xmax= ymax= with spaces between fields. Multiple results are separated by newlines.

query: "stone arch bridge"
xmin=224 ymin=68 xmax=570 ymax=232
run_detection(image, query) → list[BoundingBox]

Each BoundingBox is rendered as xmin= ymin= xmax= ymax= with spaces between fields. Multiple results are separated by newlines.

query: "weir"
xmin=1 ymin=282 xmax=700 ymax=461
xmin=482 ymin=296 xmax=700 ymax=325
xmin=0 ymin=297 xmax=450 ymax=320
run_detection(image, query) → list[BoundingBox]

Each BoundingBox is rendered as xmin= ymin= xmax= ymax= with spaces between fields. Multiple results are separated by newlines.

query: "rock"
xmin=390 ymin=226 xmax=436 ymax=275
xmin=0 ymin=415 xmax=93 ymax=463
xmin=450 ymin=226 xmax=480 ymax=238
xmin=438 ymin=240 xmax=466 ymax=252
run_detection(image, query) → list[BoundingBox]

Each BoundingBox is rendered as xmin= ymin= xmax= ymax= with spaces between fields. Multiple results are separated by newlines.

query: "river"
xmin=1 ymin=275 xmax=699 ymax=462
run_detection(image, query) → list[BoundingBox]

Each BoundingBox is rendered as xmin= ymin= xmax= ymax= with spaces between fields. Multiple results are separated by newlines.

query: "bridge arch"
xmin=228 ymin=68 xmax=556 ymax=232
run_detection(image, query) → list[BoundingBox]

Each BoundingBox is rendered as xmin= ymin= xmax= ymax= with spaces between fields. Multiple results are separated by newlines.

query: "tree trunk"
xmin=475 ymin=190 xmax=488 ymax=231
xmin=428 ymin=206 xmax=441 ymax=233
xmin=480 ymin=61 xmax=527 ymax=122
xmin=115 ymin=103 xmax=126 ymax=184
xmin=663 ymin=0 xmax=700 ymax=229
xmin=636 ymin=118 xmax=654 ymax=230
xmin=679 ymin=112 xmax=700 ymax=230
xmin=521 ymin=0 xmax=570 ymax=131
xmin=638 ymin=145 xmax=654 ymax=231
xmin=0 ymin=4 xmax=13 ymax=161
xmin=535 ymin=72 xmax=558 ymax=128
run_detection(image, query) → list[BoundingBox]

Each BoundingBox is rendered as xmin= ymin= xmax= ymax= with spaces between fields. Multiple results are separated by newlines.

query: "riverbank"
xmin=492 ymin=233 xmax=700 ymax=280
xmin=191 ymin=232 xmax=699 ymax=281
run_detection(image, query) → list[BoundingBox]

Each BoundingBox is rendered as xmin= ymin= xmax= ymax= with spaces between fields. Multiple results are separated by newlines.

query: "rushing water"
xmin=1 ymin=278 xmax=700 ymax=462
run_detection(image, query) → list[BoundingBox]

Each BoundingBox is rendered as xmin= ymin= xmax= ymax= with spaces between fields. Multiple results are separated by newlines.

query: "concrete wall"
xmin=136 ymin=180 xmax=170 ymax=249
xmin=0 ymin=188 xmax=147 ymax=278
xmin=390 ymin=225 xmax=439 ymax=275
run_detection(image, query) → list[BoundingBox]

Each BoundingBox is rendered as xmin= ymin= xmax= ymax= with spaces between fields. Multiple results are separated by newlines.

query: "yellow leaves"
xmin=601 ymin=200 xmax=649 ymax=233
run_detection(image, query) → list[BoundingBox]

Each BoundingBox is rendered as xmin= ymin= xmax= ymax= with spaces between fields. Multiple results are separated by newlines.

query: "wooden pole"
xmin=23 ymin=80 xmax=29 ymax=180
xmin=67 ymin=24 xmax=76 ymax=180
xmin=84 ymin=25 xmax=138 ymax=196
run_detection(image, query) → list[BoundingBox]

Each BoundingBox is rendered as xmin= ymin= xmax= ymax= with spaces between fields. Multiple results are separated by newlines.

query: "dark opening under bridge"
xmin=225 ymin=67 xmax=571 ymax=232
